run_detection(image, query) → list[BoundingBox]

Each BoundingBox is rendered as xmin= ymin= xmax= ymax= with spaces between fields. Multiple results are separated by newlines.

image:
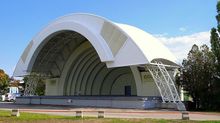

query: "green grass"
xmin=0 ymin=110 xmax=84 ymax=123
xmin=0 ymin=110 xmax=220 ymax=123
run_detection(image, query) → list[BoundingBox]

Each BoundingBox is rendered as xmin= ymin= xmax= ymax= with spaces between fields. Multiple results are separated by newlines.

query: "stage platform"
xmin=15 ymin=96 xmax=178 ymax=109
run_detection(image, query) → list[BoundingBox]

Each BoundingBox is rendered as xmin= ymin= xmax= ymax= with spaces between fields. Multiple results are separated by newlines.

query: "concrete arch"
xmin=110 ymin=73 xmax=136 ymax=95
xmin=82 ymin=59 xmax=103 ymax=95
xmin=13 ymin=13 xmax=178 ymax=97
xmin=14 ymin=13 xmax=177 ymax=77
xmin=57 ymin=38 xmax=137 ymax=96
xmin=60 ymin=41 xmax=93 ymax=95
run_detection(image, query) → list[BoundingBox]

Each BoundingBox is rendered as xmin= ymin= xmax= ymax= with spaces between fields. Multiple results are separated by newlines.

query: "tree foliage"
xmin=179 ymin=1 xmax=220 ymax=111
xmin=35 ymin=78 xmax=45 ymax=96
xmin=210 ymin=1 xmax=220 ymax=110
xmin=0 ymin=69 xmax=9 ymax=94
xmin=210 ymin=1 xmax=220 ymax=78
xmin=181 ymin=44 xmax=217 ymax=110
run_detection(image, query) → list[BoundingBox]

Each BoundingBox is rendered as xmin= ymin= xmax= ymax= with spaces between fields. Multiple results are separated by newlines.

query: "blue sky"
xmin=0 ymin=0 xmax=217 ymax=76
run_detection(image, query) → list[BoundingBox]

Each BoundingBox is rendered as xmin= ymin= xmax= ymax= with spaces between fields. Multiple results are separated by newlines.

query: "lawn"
xmin=0 ymin=110 xmax=220 ymax=123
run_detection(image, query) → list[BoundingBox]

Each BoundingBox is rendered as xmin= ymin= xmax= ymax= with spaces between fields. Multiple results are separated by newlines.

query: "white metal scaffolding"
xmin=24 ymin=77 xmax=39 ymax=96
xmin=146 ymin=62 xmax=186 ymax=111
xmin=24 ymin=73 xmax=44 ymax=96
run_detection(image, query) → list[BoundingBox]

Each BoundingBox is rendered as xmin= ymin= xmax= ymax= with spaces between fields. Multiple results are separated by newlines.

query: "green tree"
xmin=181 ymin=44 xmax=216 ymax=110
xmin=210 ymin=1 xmax=220 ymax=110
xmin=211 ymin=1 xmax=220 ymax=78
xmin=211 ymin=1 xmax=220 ymax=66
xmin=0 ymin=69 xmax=9 ymax=94
xmin=35 ymin=78 xmax=45 ymax=96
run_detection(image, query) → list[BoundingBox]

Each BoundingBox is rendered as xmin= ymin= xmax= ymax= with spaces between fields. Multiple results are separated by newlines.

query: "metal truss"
xmin=24 ymin=73 xmax=47 ymax=96
xmin=146 ymin=62 xmax=186 ymax=111
xmin=24 ymin=76 xmax=39 ymax=96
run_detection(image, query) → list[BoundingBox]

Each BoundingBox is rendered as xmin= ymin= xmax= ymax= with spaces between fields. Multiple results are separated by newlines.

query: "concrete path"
xmin=0 ymin=102 xmax=220 ymax=121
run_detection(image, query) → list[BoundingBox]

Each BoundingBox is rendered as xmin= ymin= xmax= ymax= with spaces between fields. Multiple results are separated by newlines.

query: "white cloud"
xmin=155 ymin=31 xmax=210 ymax=63
xmin=179 ymin=27 xmax=187 ymax=32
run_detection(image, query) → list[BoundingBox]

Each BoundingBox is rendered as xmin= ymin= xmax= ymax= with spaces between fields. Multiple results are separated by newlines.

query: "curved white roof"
xmin=13 ymin=13 xmax=177 ymax=76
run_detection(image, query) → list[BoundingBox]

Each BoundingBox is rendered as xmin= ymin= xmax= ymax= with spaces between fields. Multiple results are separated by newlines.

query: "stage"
xmin=15 ymin=96 xmax=171 ymax=109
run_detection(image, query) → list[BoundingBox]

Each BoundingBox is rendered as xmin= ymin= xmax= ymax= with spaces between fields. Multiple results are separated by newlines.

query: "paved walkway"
xmin=1 ymin=102 xmax=220 ymax=121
